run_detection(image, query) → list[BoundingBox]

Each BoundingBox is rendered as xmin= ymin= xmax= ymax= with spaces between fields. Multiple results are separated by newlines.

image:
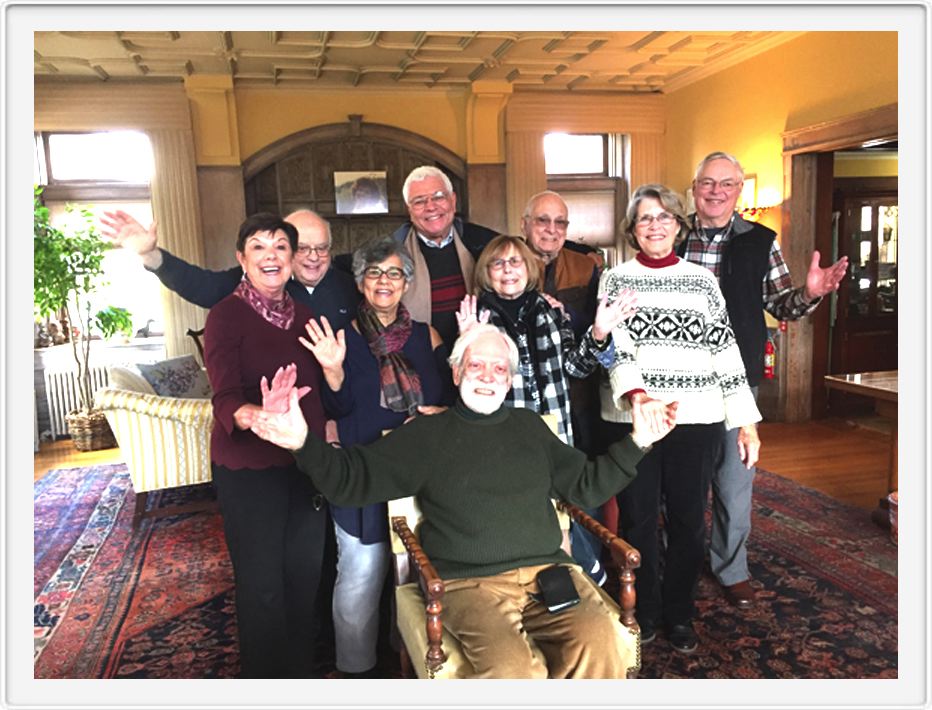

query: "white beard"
xmin=459 ymin=376 xmax=509 ymax=415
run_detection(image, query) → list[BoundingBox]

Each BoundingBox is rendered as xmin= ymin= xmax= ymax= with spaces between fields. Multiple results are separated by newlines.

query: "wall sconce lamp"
xmin=738 ymin=176 xmax=778 ymax=221
xmin=739 ymin=205 xmax=774 ymax=221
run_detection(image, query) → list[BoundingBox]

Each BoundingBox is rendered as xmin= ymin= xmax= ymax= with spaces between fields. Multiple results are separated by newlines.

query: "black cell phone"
xmin=535 ymin=565 xmax=581 ymax=613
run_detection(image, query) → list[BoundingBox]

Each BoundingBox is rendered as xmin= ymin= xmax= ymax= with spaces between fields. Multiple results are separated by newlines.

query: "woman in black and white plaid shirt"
xmin=457 ymin=234 xmax=635 ymax=447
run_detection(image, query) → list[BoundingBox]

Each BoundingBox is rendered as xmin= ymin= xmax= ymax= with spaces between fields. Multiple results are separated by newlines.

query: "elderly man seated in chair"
xmin=252 ymin=324 xmax=677 ymax=679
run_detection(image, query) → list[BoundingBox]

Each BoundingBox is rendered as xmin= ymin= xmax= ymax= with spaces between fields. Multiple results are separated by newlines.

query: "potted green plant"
xmin=34 ymin=185 xmax=134 ymax=451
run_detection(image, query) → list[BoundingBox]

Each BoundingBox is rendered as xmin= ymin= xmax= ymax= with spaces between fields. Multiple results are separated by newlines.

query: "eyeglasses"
xmin=531 ymin=215 xmax=570 ymax=231
xmin=488 ymin=256 xmax=526 ymax=271
xmin=695 ymin=178 xmax=741 ymax=192
xmin=363 ymin=266 xmax=406 ymax=281
xmin=408 ymin=190 xmax=450 ymax=211
xmin=635 ymin=212 xmax=677 ymax=228
xmin=296 ymin=244 xmax=331 ymax=256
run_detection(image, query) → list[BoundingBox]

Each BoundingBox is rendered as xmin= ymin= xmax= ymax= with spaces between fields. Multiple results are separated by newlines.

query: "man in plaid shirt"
xmin=678 ymin=151 xmax=848 ymax=610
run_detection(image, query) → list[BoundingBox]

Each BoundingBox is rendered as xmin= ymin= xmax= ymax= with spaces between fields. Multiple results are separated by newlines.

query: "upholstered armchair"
xmin=388 ymin=495 xmax=643 ymax=679
xmin=94 ymin=363 xmax=215 ymax=528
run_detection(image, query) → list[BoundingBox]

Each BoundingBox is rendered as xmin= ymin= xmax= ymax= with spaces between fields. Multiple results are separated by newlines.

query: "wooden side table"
xmin=824 ymin=370 xmax=898 ymax=528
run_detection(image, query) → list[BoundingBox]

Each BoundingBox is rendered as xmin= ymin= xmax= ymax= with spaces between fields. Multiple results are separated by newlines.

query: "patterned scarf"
xmin=357 ymin=300 xmax=423 ymax=415
xmin=233 ymin=277 xmax=295 ymax=330
xmin=481 ymin=290 xmax=545 ymax=405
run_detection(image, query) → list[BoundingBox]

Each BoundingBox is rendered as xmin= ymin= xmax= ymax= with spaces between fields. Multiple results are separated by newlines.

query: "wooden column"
xmin=505 ymin=131 xmax=547 ymax=234
xmin=466 ymin=81 xmax=511 ymax=233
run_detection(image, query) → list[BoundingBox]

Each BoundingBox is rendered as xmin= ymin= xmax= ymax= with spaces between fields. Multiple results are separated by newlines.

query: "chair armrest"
xmin=95 ymin=388 xmax=213 ymax=429
xmin=390 ymin=515 xmax=446 ymax=675
xmin=557 ymin=500 xmax=640 ymax=630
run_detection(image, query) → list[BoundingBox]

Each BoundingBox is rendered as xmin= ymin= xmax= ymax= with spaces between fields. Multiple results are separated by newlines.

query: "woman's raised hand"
xmin=455 ymin=294 xmax=489 ymax=335
xmin=592 ymin=288 xmax=637 ymax=341
xmin=299 ymin=316 xmax=346 ymax=371
xmin=252 ymin=388 xmax=310 ymax=451
xmin=541 ymin=292 xmax=566 ymax=315
xmin=260 ymin=362 xmax=311 ymax=414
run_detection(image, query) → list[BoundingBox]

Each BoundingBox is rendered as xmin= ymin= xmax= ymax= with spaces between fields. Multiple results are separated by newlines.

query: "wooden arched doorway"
xmin=242 ymin=118 xmax=468 ymax=255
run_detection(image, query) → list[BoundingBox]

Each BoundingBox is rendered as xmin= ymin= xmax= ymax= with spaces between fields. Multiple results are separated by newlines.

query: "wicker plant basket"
xmin=65 ymin=409 xmax=117 ymax=451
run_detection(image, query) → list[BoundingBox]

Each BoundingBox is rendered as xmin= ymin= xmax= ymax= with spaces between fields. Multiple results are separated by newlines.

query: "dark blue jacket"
xmin=151 ymin=248 xmax=360 ymax=331
xmin=323 ymin=322 xmax=451 ymax=543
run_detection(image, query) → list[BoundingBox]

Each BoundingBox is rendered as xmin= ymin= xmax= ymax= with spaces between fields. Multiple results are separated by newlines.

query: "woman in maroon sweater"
xmin=204 ymin=213 xmax=327 ymax=678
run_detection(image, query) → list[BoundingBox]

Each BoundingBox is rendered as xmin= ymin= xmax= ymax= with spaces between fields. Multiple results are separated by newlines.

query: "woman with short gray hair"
xmin=596 ymin=183 xmax=761 ymax=655
xmin=351 ymin=236 xmax=415 ymax=286
xmin=298 ymin=234 xmax=451 ymax=678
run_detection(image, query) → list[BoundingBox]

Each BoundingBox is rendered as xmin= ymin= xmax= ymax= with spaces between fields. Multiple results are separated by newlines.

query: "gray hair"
xmin=351 ymin=236 xmax=415 ymax=286
xmin=448 ymin=324 xmax=520 ymax=377
xmin=694 ymin=151 xmax=745 ymax=182
xmin=402 ymin=165 xmax=454 ymax=204
xmin=621 ymin=184 xmax=689 ymax=251
xmin=522 ymin=190 xmax=567 ymax=219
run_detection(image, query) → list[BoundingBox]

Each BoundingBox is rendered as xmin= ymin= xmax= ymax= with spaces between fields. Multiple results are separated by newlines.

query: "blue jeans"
xmin=332 ymin=522 xmax=390 ymax=673
xmin=570 ymin=515 xmax=606 ymax=584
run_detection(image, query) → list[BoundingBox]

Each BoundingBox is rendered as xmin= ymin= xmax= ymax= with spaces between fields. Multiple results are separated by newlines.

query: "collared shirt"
xmin=680 ymin=214 xmax=818 ymax=321
xmin=416 ymin=227 xmax=455 ymax=249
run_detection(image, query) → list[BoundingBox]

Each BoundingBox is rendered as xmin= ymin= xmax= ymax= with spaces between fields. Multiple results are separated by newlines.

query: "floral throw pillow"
xmin=137 ymin=355 xmax=212 ymax=399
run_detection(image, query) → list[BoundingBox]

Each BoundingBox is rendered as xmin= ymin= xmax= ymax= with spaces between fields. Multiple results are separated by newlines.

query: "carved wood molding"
xmin=242 ymin=120 xmax=466 ymax=181
xmin=782 ymin=103 xmax=897 ymax=155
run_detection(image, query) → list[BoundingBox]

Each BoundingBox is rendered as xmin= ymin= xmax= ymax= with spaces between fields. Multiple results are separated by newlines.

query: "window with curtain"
xmin=35 ymin=131 xmax=164 ymax=338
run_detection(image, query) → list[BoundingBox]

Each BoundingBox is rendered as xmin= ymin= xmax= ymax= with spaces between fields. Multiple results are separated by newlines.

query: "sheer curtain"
xmin=35 ymin=83 xmax=207 ymax=358
xmin=147 ymin=129 xmax=209 ymax=358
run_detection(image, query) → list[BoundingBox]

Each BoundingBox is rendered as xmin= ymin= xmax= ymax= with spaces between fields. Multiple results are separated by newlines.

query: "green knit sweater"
xmin=293 ymin=400 xmax=644 ymax=580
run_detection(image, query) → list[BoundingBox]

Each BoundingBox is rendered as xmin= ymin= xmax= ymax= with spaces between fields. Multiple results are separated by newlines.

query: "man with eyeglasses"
xmin=679 ymin=151 xmax=848 ymax=611
xmin=520 ymin=190 xmax=609 ymax=585
xmin=100 ymin=208 xmax=361 ymax=331
xmin=387 ymin=165 xmax=498 ymax=351
xmin=521 ymin=191 xmax=603 ymax=344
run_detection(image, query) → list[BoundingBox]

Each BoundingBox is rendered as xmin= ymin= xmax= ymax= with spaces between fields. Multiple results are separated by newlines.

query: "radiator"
xmin=44 ymin=365 xmax=110 ymax=439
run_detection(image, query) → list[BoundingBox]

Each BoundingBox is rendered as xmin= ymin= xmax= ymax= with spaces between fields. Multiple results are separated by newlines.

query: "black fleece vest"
xmin=679 ymin=223 xmax=775 ymax=387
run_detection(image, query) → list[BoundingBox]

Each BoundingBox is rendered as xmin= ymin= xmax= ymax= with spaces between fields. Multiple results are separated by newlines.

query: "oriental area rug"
xmin=33 ymin=463 xmax=897 ymax=679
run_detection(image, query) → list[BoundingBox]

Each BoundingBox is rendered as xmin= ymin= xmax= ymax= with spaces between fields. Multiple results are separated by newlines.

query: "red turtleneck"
xmin=635 ymin=251 xmax=679 ymax=269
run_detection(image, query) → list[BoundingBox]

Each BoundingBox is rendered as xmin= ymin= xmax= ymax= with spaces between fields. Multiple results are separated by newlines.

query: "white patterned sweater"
xmin=598 ymin=256 xmax=761 ymax=431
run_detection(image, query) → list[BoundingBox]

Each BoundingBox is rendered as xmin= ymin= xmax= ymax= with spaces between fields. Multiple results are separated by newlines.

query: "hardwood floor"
xmin=758 ymin=416 xmax=892 ymax=511
xmin=35 ymin=416 xmax=894 ymax=512
xmin=34 ymin=439 xmax=123 ymax=482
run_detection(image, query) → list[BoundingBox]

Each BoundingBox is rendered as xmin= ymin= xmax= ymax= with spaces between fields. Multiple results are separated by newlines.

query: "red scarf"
xmin=233 ymin=278 xmax=295 ymax=330
xmin=357 ymin=300 xmax=423 ymax=415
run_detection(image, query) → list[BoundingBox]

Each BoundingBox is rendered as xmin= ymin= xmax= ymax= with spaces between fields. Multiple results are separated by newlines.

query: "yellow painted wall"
xmin=834 ymin=154 xmax=898 ymax=177
xmin=234 ymin=88 xmax=470 ymax=161
xmin=665 ymin=31 xmax=897 ymax=227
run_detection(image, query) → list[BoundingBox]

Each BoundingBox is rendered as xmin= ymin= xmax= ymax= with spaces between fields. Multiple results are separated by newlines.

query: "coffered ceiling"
xmin=34 ymin=30 xmax=803 ymax=93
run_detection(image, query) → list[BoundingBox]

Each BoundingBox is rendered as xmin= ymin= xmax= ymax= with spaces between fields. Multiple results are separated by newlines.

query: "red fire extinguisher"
xmin=763 ymin=338 xmax=776 ymax=379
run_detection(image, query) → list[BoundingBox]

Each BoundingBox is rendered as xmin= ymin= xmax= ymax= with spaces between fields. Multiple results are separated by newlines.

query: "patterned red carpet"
xmin=33 ymin=464 xmax=897 ymax=679
xmin=637 ymin=470 xmax=898 ymax=678
xmin=34 ymin=465 xmax=238 ymax=678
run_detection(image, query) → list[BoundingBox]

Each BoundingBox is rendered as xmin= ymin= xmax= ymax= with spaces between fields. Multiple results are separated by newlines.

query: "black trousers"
xmin=213 ymin=463 xmax=327 ymax=678
xmin=599 ymin=420 xmax=722 ymax=628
